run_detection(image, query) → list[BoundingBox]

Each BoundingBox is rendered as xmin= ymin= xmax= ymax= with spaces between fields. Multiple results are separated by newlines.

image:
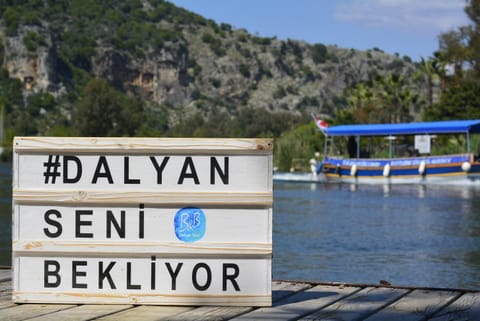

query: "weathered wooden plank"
xmin=428 ymin=292 xmax=480 ymax=321
xmin=12 ymin=291 xmax=272 ymax=307
xmin=299 ymin=286 xmax=408 ymax=321
xmin=0 ymin=279 xmax=477 ymax=321
xmin=0 ymin=300 xmax=16 ymax=309
xmin=0 ymin=281 xmax=15 ymax=309
xmin=230 ymin=284 xmax=361 ymax=321
xmin=0 ymin=304 xmax=76 ymax=321
xmin=163 ymin=306 xmax=254 ymax=321
xmin=21 ymin=304 xmax=133 ymax=321
xmin=156 ymin=280 xmax=311 ymax=321
xmin=363 ymin=289 xmax=461 ymax=321
xmin=94 ymin=305 xmax=194 ymax=321
xmin=271 ymin=281 xmax=312 ymax=302
xmin=97 ymin=295 xmax=306 ymax=321
xmin=13 ymin=189 xmax=273 ymax=206
xmin=0 ymin=279 xmax=12 ymax=302
xmin=13 ymin=240 xmax=272 ymax=256
xmin=0 ymin=270 xmax=11 ymax=281
xmin=0 ymin=281 xmax=12 ymax=305
xmin=0 ymin=289 xmax=12 ymax=299
xmin=13 ymin=137 xmax=273 ymax=155
xmin=0 ymin=280 xmax=12 ymax=291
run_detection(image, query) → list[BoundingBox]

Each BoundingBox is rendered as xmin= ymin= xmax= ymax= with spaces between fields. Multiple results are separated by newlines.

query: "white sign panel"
xmin=16 ymin=257 xmax=270 ymax=305
xmin=16 ymin=155 xmax=270 ymax=192
xmin=12 ymin=137 xmax=273 ymax=306
xmin=415 ymin=135 xmax=431 ymax=154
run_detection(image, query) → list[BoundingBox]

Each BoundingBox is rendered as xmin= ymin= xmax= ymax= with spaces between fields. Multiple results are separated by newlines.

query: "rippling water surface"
xmin=1 ymin=162 xmax=480 ymax=289
xmin=273 ymin=181 xmax=480 ymax=289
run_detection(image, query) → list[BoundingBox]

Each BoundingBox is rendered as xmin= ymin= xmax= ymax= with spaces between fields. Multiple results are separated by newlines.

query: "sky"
xmin=167 ymin=0 xmax=470 ymax=62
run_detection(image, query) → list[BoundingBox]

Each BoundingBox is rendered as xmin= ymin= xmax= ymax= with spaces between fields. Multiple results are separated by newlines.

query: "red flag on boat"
xmin=311 ymin=114 xmax=328 ymax=132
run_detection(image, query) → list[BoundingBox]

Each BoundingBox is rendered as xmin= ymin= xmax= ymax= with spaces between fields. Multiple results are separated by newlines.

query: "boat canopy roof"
xmin=325 ymin=120 xmax=480 ymax=137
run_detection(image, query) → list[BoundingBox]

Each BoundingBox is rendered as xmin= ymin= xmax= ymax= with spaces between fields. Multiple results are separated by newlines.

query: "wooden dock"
xmin=0 ymin=269 xmax=479 ymax=320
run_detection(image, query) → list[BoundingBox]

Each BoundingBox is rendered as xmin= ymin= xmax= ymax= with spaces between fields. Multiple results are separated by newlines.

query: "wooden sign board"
xmin=12 ymin=137 xmax=273 ymax=306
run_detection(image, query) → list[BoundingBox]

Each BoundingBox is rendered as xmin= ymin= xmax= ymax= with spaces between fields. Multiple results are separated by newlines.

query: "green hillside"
xmin=1 ymin=0 xmax=479 ymax=169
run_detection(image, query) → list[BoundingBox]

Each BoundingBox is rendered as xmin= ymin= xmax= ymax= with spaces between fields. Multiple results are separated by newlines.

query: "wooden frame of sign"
xmin=12 ymin=137 xmax=273 ymax=306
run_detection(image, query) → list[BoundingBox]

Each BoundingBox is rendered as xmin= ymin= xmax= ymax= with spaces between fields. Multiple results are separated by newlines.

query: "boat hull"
xmin=321 ymin=154 xmax=480 ymax=185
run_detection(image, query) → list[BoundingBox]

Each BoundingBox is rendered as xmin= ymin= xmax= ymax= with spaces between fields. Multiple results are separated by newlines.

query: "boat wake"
xmin=272 ymin=171 xmax=326 ymax=183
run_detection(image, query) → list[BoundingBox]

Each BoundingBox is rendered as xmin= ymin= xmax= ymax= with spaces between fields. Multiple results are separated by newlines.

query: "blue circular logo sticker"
xmin=174 ymin=207 xmax=206 ymax=242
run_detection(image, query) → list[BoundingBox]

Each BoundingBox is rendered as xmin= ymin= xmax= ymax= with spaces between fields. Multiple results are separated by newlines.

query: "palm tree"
xmin=345 ymin=82 xmax=376 ymax=123
xmin=415 ymin=57 xmax=443 ymax=108
xmin=376 ymin=74 xmax=417 ymax=123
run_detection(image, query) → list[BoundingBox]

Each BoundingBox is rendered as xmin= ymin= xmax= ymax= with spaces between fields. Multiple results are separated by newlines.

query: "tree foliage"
xmin=428 ymin=0 xmax=480 ymax=120
xmin=438 ymin=0 xmax=480 ymax=80
xmin=424 ymin=80 xmax=480 ymax=120
xmin=341 ymin=73 xmax=420 ymax=124
xmin=168 ymin=107 xmax=305 ymax=139
xmin=274 ymin=123 xmax=325 ymax=172
xmin=311 ymin=43 xmax=328 ymax=64
xmin=73 ymin=78 xmax=144 ymax=136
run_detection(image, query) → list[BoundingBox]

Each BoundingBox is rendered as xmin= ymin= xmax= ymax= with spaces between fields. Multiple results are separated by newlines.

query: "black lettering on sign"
xmin=72 ymin=261 xmax=88 ymax=289
xmin=127 ymin=262 xmax=141 ymax=290
xmin=150 ymin=156 xmax=170 ymax=184
xmin=75 ymin=210 xmax=93 ymax=238
xmin=165 ymin=262 xmax=182 ymax=291
xmin=44 ymin=260 xmax=61 ymax=288
xmin=178 ymin=157 xmax=199 ymax=184
xmin=39 ymin=259 xmax=242 ymax=292
xmin=124 ymin=156 xmax=140 ymax=184
xmin=63 ymin=156 xmax=82 ymax=183
xmin=98 ymin=261 xmax=116 ymax=289
xmin=150 ymin=256 xmax=156 ymax=290
xmin=139 ymin=204 xmax=144 ymax=239
xmin=106 ymin=210 xmax=125 ymax=239
xmin=43 ymin=155 xmax=61 ymax=184
xmin=44 ymin=209 xmax=62 ymax=238
xmin=192 ymin=263 xmax=212 ymax=291
xmin=211 ymin=157 xmax=229 ymax=184
xmin=223 ymin=263 xmax=240 ymax=291
xmin=92 ymin=156 xmax=113 ymax=184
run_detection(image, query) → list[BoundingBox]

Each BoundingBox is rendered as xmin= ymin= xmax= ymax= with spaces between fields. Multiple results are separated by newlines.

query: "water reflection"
xmin=341 ymin=182 xmax=479 ymax=200
xmin=382 ymin=184 xmax=390 ymax=196
xmin=418 ymin=185 xmax=426 ymax=198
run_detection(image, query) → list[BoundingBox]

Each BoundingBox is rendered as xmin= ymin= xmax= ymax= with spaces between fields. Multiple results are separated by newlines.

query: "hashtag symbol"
xmin=43 ymin=155 xmax=61 ymax=184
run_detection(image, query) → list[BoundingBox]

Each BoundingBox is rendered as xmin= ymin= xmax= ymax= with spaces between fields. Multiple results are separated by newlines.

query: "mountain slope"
xmin=0 ymin=0 xmax=423 ymax=134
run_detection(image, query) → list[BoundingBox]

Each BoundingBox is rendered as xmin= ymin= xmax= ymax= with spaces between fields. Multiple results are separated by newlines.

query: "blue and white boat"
xmin=315 ymin=119 xmax=480 ymax=185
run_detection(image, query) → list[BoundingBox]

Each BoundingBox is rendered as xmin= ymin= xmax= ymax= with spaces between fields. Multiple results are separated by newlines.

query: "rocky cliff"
xmin=0 ymin=0 xmax=423 ymax=127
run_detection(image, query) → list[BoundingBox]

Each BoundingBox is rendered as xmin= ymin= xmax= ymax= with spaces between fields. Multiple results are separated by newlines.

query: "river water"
xmin=273 ymin=180 xmax=480 ymax=290
xmin=2 ymin=162 xmax=480 ymax=290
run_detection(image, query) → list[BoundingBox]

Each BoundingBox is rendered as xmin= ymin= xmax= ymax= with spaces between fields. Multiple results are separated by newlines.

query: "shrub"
xmin=3 ymin=7 xmax=20 ymax=35
xmin=239 ymin=64 xmax=250 ymax=78
xmin=23 ymin=31 xmax=46 ymax=52
xmin=311 ymin=43 xmax=328 ymax=64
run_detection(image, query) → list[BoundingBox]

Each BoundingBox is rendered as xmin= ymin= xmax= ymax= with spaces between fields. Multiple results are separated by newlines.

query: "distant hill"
xmin=0 ymin=0 xmax=426 ymax=136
